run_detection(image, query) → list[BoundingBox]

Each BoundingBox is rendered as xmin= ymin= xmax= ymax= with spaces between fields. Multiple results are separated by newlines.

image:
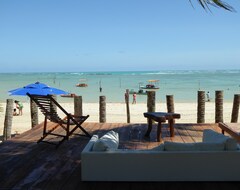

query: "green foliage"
xmin=190 ymin=0 xmax=235 ymax=11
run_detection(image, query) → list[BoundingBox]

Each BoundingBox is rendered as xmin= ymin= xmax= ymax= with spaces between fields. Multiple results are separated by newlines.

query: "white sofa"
xmin=81 ymin=130 xmax=240 ymax=181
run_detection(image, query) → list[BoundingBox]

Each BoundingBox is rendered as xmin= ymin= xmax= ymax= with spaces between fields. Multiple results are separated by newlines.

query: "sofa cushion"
xmin=92 ymin=130 xmax=119 ymax=151
xmin=194 ymin=142 xmax=225 ymax=151
xmin=164 ymin=141 xmax=225 ymax=151
xmin=150 ymin=143 xmax=165 ymax=151
xmin=202 ymin=129 xmax=238 ymax=151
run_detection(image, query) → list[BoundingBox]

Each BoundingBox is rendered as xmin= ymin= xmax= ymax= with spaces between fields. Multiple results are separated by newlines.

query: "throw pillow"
xmin=202 ymin=129 xmax=238 ymax=151
xmin=150 ymin=143 xmax=165 ymax=151
xmin=92 ymin=130 xmax=119 ymax=151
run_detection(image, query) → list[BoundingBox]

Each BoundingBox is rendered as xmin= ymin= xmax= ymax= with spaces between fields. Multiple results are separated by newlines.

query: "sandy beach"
xmin=0 ymin=101 xmax=236 ymax=135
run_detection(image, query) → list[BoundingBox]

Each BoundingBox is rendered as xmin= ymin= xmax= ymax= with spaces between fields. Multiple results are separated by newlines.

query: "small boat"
xmin=129 ymin=82 xmax=148 ymax=95
xmin=76 ymin=79 xmax=88 ymax=87
xmin=140 ymin=80 xmax=160 ymax=90
xmin=129 ymin=89 xmax=147 ymax=95
xmin=60 ymin=93 xmax=77 ymax=98
xmin=75 ymin=83 xmax=88 ymax=87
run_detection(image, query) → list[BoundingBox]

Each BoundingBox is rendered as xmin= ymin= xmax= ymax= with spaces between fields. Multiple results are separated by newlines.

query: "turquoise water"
xmin=0 ymin=70 xmax=240 ymax=103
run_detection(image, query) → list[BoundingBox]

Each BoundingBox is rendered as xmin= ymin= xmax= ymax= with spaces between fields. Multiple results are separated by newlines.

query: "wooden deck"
xmin=0 ymin=122 xmax=240 ymax=189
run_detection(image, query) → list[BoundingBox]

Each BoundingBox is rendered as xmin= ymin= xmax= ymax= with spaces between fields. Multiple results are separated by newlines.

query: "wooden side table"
xmin=143 ymin=112 xmax=181 ymax=142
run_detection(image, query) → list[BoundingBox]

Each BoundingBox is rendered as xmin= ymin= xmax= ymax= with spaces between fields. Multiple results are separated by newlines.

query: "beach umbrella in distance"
xmin=8 ymin=82 xmax=69 ymax=96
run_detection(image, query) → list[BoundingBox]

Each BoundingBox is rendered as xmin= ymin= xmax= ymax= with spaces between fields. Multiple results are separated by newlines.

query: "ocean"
xmin=0 ymin=70 xmax=240 ymax=103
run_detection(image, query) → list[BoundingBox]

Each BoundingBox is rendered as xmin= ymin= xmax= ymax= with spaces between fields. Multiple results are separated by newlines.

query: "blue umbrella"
xmin=9 ymin=82 xmax=69 ymax=96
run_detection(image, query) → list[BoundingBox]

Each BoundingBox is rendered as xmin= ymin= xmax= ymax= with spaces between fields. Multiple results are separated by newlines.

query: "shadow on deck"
xmin=0 ymin=122 xmax=240 ymax=189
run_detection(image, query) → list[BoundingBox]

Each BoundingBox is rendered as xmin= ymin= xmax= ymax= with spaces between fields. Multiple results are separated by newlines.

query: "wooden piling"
xmin=125 ymin=89 xmax=130 ymax=123
xmin=30 ymin=100 xmax=38 ymax=128
xmin=99 ymin=96 xmax=106 ymax=123
xmin=215 ymin=90 xmax=224 ymax=123
xmin=167 ymin=95 xmax=175 ymax=135
xmin=231 ymin=94 xmax=240 ymax=123
xmin=74 ymin=96 xmax=83 ymax=117
xmin=166 ymin=95 xmax=174 ymax=113
xmin=197 ymin=91 xmax=205 ymax=123
xmin=147 ymin=91 xmax=156 ymax=112
xmin=147 ymin=91 xmax=156 ymax=126
xmin=3 ymin=99 xmax=13 ymax=141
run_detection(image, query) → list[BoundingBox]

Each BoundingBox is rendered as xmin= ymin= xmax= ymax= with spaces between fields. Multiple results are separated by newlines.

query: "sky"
xmin=0 ymin=0 xmax=240 ymax=73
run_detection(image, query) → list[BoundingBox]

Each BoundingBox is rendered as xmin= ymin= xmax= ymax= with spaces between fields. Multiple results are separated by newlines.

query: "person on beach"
xmin=14 ymin=100 xmax=23 ymax=115
xmin=132 ymin=92 xmax=137 ymax=104
xmin=13 ymin=108 xmax=18 ymax=116
xmin=206 ymin=91 xmax=210 ymax=102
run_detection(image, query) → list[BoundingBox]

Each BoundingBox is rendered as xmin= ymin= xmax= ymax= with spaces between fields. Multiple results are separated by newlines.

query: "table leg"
xmin=157 ymin=122 xmax=162 ymax=142
xmin=145 ymin=118 xmax=152 ymax=138
xmin=169 ymin=119 xmax=175 ymax=137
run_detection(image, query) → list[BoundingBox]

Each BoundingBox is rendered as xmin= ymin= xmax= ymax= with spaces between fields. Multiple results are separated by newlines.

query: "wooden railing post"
xmin=197 ymin=91 xmax=205 ymax=123
xmin=166 ymin=95 xmax=174 ymax=113
xmin=30 ymin=99 xmax=38 ymax=128
xmin=74 ymin=96 xmax=83 ymax=117
xmin=3 ymin=99 xmax=13 ymax=141
xmin=215 ymin=90 xmax=224 ymax=123
xmin=147 ymin=91 xmax=156 ymax=112
xmin=231 ymin=94 xmax=240 ymax=123
xmin=99 ymin=96 xmax=106 ymax=123
xmin=147 ymin=91 xmax=156 ymax=127
xmin=125 ymin=89 xmax=130 ymax=123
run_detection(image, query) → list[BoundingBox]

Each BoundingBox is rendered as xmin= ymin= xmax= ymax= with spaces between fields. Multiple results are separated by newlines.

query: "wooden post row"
xmin=147 ymin=91 xmax=156 ymax=112
xmin=74 ymin=96 xmax=83 ymax=117
xmin=99 ymin=96 xmax=106 ymax=123
xmin=30 ymin=100 xmax=38 ymax=128
xmin=231 ymin=94 xmax=240 ymax=123
xmin=215 ymin=90 xmax=223 ymax=123
xmin=125 ymin=89 xmax=130 ymax=123
xmin=197 ymin=91 xmax=205 ymax=123
xmin=166 ymin=95 xmax=174 ymax=113
xmin=3 ymin=99 xmax=13 ymax=141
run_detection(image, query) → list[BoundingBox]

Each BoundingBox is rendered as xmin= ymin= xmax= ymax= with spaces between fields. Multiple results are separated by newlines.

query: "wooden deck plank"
xmin=175 ymin=124 xmax=195 ymax=143
xmin=169 ymin=123 xmax=185 ymax=143
xmin=1 ymin=122 xmax=240 ymax=190
xmin=30 ymin=138 xmax=90 ymax=189
xmin=184 ymin=124 xmax=202 ymax=143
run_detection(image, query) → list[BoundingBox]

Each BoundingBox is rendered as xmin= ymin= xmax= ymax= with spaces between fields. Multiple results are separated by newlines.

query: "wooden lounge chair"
xmin=27 ymin=93 xmax=91 ymax=148
xmin=218 ymin=122 xmax=240 ymax=143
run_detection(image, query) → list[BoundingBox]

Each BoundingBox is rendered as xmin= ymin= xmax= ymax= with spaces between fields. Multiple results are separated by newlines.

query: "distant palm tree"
xmin=190 ymin=0 xmax=235 ymax=11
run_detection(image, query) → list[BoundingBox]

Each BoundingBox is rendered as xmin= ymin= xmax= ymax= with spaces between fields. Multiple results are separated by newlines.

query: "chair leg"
xmin=66 ymin=117 xmax=70 ymax=140
xmin=37 ymin=116 xmax=49 ymax=144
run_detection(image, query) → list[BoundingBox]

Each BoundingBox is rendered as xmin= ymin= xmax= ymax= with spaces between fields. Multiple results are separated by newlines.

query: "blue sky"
xmin=0 ymin=0 xmax=240 ymax=72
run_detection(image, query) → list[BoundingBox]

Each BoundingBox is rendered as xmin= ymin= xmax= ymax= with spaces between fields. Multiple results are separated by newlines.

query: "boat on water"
xmin=60 ymin=93 xmax=77 ymax=98
xmin=129 ymin=82 xmax=148 ymax=95
xmin=76 ymin=83 xmax=88 ymax=87
xmin=129 ymin=80 xmax=160 ymax=95
xmin=129 ymin=88 xmax=147 ymax=95
xmin=140 ymin=80 xmax=160 ymax=90
xmin=76 ymin=79 xmax=88 ymax=87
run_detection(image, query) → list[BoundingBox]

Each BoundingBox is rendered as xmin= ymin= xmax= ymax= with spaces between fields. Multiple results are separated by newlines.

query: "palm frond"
xmin=190 ymin=0 xmax=235 ymax=11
